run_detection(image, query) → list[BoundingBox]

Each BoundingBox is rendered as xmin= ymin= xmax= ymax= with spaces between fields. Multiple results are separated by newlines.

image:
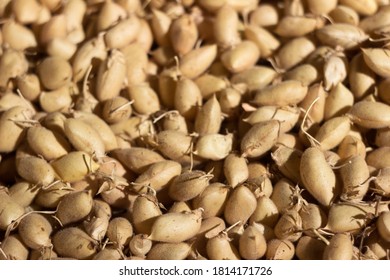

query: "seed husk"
xmin=0 ymin=106 xmax=34 ymax=153
xmin=121 ymin=43 xmax=148 ymax=86
xmin=127 ymin=83 xmax=161 ymax=115
xmin=244 ymin=105 xmax=300 ymax=134
xmin=244 ymin=25 xmax=280 ymax=58
xmin=223 ymin=153 xmax=248 ymax=188
xmin=275 ymin=16 xmax=319 ymax=38
xmin=349 ymin=53 xmax=376 ymax=100
xmin=249 ymin=195 xmax=280 ymax=228
xmin=8 ymin=182 xmax=39 ymax=208
xmin=271 ymin=146 xmax=302 ymax=184
xmin=325 ymin=82 xmax=354 ymax=120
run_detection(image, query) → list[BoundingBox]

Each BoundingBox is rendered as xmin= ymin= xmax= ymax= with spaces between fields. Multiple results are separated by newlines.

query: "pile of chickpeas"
xmin=1 ymin=0 xmax=390 ymax=260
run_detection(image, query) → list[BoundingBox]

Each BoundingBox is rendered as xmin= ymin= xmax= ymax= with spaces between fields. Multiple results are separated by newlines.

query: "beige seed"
xmin=106 ymin=217 xmax=133 ymax=248
xmin=239 ymin=225 xmax=267 ymax=260
xmin=300 ymin=147 xmax=337 ymax=207
xmin=0 ymin=190 xmax=25 ymax=230
xmin=316 ymin=23 xmax=368 ymax=50
xmin=274 ymin=37 xmax=316 ymax=70
xmin=52 ymin=227 xmax=97 ymax=259
xmin=111 ymin=147 xmax=164 ymax=174
xmin=224 ymin=185 xmax=257 ymax=225
xmin=51 ymin=151 xmax=99 ymax=183
xmin=253 ymin=80 xmax=308 ymax=107
xmin=206 ymin=232 xmax=241 ymax=260
xmin=169 ymin=170 xmax=212 ymax=202
xmin=127 ymin=83 xmax=161 ymax=115
xmin=362 ymin=48 xmax=390 ymax=78
xmin=174 ymin=78 xmax=202 ymax=120
xmin=134 ymin=160 xmax=182 ymax=193
xmin=0 ymin=234 xmax=29 ymax=260
xmin=266 ymin=239 xmax=295 ymax=260
xmin=377 ymin=211 xmax=390 ymax=242
xmin=16 ymin=155 xmax=55 ymax=186
xmin=56 ymin=191 xmax=93 ymax=226
xmin=179 ymin=44 xmax=218 ymax=79
xmin=37 ymin=56 xmax=72 ymax=91
xmin=148 ymin=209 xmax=202 ymax=243
xmin=323 ymin=233 xmax=353 ymax=260
xmin=296 ymin=236 xmax=326 ymax=260
xmin=241 ymin=120 xmax=280 ymax=158
xmin=132 ymin=193 xmax=162 ymax=235
xmin=231 ymin=66 xmax=277 ymax=91
xmin=192 ymin=183 xmax=230 ymax=219
xmin=348 ymin=101 xmax=390 ymax=129
xmin=64 ymin=118 xmax=105 ymax=157
xmin=194 ymin=133 xmax=233 ymax=161
xmin=330 ymin=5 xmax=360 ymax=25
xmin=18 ymin=213 xmax=52 ymax=250
xmin=95 ymin=49 xmax=126 ymax=102
xmin=221 ymin=41 xmax=260 ymax=73
xmin=147 ymin=242 xmax=192 ymax=260
xmin=340 ymin=0 xmax=378 ymax=16
xmin=244 ymin=25 xmax=280 ymax=58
